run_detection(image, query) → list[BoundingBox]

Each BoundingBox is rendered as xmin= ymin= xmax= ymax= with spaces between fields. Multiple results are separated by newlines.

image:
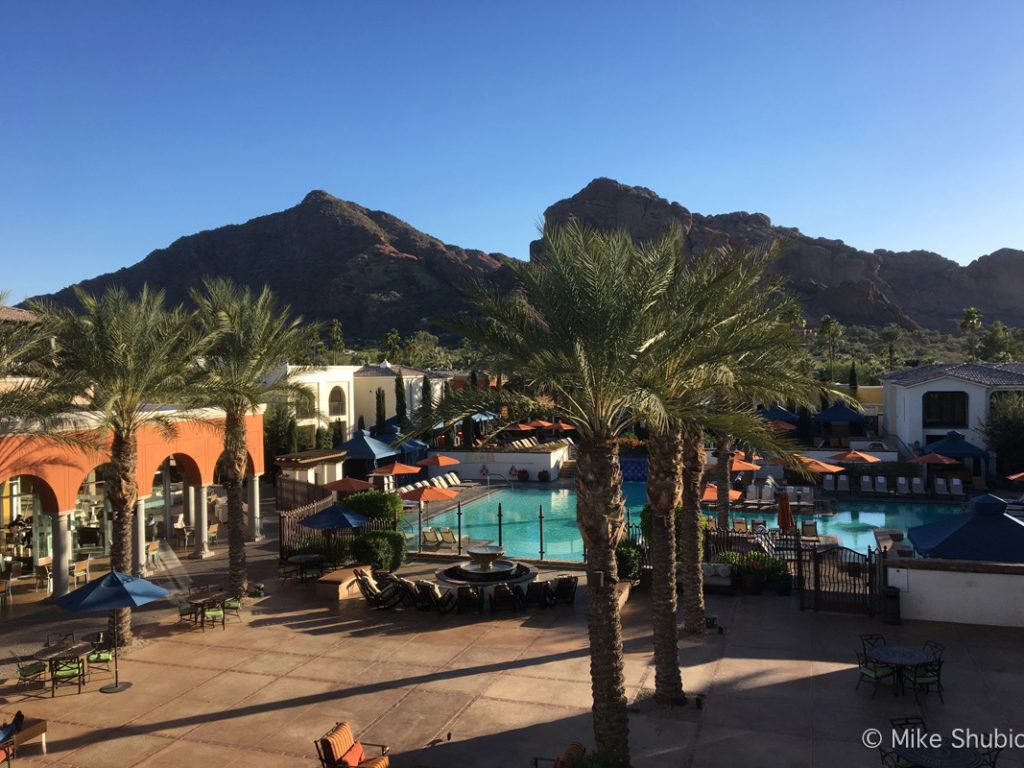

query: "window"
xmin=922 ymin=391 xmax=968 ymax=428
xmin=328 ymin=386 xmax=346 ymax=417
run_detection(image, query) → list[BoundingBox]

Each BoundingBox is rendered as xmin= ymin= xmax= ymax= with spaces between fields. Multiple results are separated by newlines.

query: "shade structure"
xmin=777 ymin=491 xmax=795 ymax=531
xmin=813 ymin=401 xmax=866 ymax=423
xmin=910 ymin=453 xmax=961 ymax=466
xmin=829 ymin=449 xmax=881 ymax=463
xmin=371 ymin=461 xmax=421 ymax=476
xmin=759 ymin=404 xmax=799 ymax=424
xmin=323 ymin=477 xmax=373 ymax=493
xmin=338 ymin=430 xmax=400 ymax=462
xmin=401 ymin=486 xmax=458 ymax=503
xmin=1008 ymin=471 xmax=1024 ymax=482
xmin=55 ymin=570 xmax=171 ymax=693
xmin=924 ymin=430 xmax=988 ymax=461
xmin=730 ymin=458 xmax=761 ymax=472
xmin=299 ymin=504 xmax=369 ymax=530
xmin=908 ymin=494 xmax=1024 ymax=562
xmin=526 ymin=418 xmax=554 ymax=428
xmin=701 ymin=484 xmax=742 ymax=502
xmin=416 ymin=454 xmax=460 ymax=468
xmin=794 ymin=455 xmax=846 ymax=474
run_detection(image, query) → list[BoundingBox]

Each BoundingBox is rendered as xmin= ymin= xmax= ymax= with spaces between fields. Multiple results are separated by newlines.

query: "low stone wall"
xmin=887 ymin=556 xmax=1024 ymax=627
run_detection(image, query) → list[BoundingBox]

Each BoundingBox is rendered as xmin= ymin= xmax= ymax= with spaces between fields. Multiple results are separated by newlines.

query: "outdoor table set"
xmin=866 ymin=644 xmax=934 ymax=696
xmin=31 ymin=638 xmax=97 ymax=697
xmin=857 ymin=634 xmax=945 ymax=703
xmin=286 ymin=553 xmax=325 ymax=582
xmin=187 ymin=587 xmax=229 ymax=631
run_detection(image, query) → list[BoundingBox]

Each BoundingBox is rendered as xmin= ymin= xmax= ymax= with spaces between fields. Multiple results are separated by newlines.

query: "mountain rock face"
xmin=30 ymin=180 xmax=1024 ymax=336
xmin=533 ymin=178 xmax=1024 ymax=331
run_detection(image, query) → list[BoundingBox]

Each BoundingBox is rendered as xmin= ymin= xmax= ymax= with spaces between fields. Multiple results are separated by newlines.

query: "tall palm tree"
xmin=713 ymin=434 xmax=732 ymax=529
xmin=818 ymin=314 xmax=843 ymax=381
xmin=445 ymin=221 xmax=679 ymax=764
xmin=959 ymin=307 xmax=982 ymax=362
xmin=192 ymin=279 xmax=316 ymax=598
xmin=36 ymin=287 xmax=205 ymax=644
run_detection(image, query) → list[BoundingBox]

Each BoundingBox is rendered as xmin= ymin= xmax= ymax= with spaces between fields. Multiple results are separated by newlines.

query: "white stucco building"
xmin=881 ymin=362 xmax=1024 ymax=455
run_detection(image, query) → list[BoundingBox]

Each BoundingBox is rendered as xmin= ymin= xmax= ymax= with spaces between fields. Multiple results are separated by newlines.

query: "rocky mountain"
xmin=29 ymin=180 xmax=1024 ymax=336
xmin=30 ymin=191 xmax=517 ymax=341
xmin=534 ymin=178 xmax=1024 ymax=331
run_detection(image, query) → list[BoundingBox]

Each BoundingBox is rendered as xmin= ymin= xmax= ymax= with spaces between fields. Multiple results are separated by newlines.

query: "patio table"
xmin=893 ymin=743 xmax=982 ymax=768
xmin=867 ymin=645 xmax=933 ymax=695
xmin=287 ymin=554 xmax=325 ymax=581
xmin=32 ymin=640 xmax=94 ymax=664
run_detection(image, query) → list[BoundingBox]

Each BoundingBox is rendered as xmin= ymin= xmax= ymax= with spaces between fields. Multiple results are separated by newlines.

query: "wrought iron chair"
xmin=856 ymin=652 xmax=896 ymax=697
xmin=522 ymin=580 xmax=557 ymax=608
xmin=456 ymin=585 xmax=484 ymax=615
xmin=922 ymin=640 xmax=945 ymax=660
xmin=860 ymin=633 xmax=886 ymax=652
xmin=50 ymin=657 xmax=85 ymax=697
xmin=414 ymin=581 xmax=457 ymax=614
xmin=905 ymin=659 xmax=944 ymax=704
xmin=85 ymin=630 xmax=114 ymax=676
xmin=10 ymin=651 xmax=46 ymax=691
xmin=552 ymin=575 xmax=578 ymax=605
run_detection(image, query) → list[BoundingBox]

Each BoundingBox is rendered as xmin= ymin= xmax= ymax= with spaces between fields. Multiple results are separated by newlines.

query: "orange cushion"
xmin=341 ymin=740 xmax=365 ymax=766
xmin=321 ymin=722 xmax=354 ymax=762
xmin=358 ymin=757 xmax=389 ymax=768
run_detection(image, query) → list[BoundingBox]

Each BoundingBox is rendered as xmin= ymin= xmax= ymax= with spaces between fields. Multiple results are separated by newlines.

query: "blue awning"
xmin=925 ymin=431 xmax=988 ymax=460
xmin=908 ymin=494 xmax=1024 ymax=562
xmin=338 ymin=430 xmax=399 ymax=461
xmin=758 ymin=404 xmax=799 ymax=424
xmin=813 ymin=401 xmax=866 ymax=423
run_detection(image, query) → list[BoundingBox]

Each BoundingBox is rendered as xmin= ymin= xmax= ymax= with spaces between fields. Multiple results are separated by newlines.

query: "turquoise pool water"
xmin=409 ymin=482 xmax=963 ymax=560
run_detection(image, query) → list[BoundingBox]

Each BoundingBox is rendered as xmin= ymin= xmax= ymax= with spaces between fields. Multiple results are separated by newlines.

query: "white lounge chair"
xmin=911 ymin=477 xmax=925 ymax=495
xmin=896 ymin=477 xmax=910 ymax=496
xmin=935 ymin=477 xmax=950 ymax=497
xmin=837 ymin=475 xmax=850 ymax=494
xmin=448 ymin=472 xmax=480 ymax=489
xmin=422 ymin=528 xmax=442 ymax=548
xmin=860 ymin=476 xmax=874 ymax=495
xmin=823 ymin=474 xmax=835 ymax=493
xmin=951 ymin=478 xmax=965 ymax=497
xmin=875 ymin=476 xmax=888 ymax=495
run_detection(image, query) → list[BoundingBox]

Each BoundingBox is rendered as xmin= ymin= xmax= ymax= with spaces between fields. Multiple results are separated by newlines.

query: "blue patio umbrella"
xmin=55 ymin=570 xmax=171 ymax=693
xmin=299 ymin=503 xmax=369 ymax=530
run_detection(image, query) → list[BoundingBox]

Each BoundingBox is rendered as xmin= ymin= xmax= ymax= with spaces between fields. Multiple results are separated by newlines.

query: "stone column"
xmin=247 ymin=475 xmax=262 ymax=542
xmin=51 ymin=512 xmax=72 ymax=598
xmin=183 ymin=483 xmax=194 ymax=527
xmin=132 ymin=499 xmax=148 ymax=577
xmin=162 ymin=460 xmax=173 ymax=540
xmin=193 ymin=485 xmax=212 ymax=558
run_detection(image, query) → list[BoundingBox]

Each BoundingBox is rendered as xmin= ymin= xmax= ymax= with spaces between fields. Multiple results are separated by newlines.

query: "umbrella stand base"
xmin=100 ymin=682 xmax=132 ymax=694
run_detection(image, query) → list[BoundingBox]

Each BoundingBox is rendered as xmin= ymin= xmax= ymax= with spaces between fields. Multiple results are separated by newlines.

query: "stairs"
xmin=559 ymin=460 xmax=577 ymax=479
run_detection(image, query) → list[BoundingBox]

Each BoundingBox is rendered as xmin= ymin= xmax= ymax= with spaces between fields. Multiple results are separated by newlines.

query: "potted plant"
xmin=538 ymin=469 xmax=551 ymax=482
xmin=736 ymin=552 xmax=778 ymax=595
xmin=517 ymin=468 xmax=530 ymax=482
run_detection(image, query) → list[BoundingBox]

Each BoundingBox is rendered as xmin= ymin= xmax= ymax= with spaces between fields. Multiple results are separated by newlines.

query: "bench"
xmin=315 ymin=566 xmax=371 ymax=602
xmin=15 ymin=717 xmax=47 ymax=754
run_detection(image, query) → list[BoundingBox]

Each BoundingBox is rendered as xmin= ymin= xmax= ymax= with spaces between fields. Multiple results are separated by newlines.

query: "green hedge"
xmin=344 ymin=490 xmax=403 ymax=523
xmin=615 ymin=539 xmax=643 ymax=582
xmin=352 ymin=530 xmax=406 ymax=571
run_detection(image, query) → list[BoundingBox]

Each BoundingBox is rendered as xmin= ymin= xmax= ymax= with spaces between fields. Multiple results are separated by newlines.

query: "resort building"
xmin=881 ymin=362 xmax=1024 ymax=459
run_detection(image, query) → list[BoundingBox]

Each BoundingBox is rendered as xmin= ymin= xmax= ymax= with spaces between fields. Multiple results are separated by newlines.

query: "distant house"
xmin=881 ymin=362 xmax=1024 ymax=460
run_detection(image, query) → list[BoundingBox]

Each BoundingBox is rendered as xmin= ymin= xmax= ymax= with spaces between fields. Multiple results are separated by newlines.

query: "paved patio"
xmin=3 ymin=537 xmax=1024 ymax=767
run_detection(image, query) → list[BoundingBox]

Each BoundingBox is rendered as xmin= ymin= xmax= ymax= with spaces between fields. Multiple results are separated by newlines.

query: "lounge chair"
xmin=439 ymin=528 xmax=465 ymax=548
xmin=860 ymin=476 xmax=873 ymax=496
xmin=950 ymin=478 xmax=965 ymax=497
xmin=414 ymin=581 xmax=457 ymax=613
xmin=934 ymin=477 xmax=950 ymax=497
xmin=448 ymin=472 xmax=480 ymax=488
xmin=837 ymin=475 xmax=850 ymax=494
xmin=314 ymin=721 xmax=390 ymax=768
xmin=733 ymin=518 xmax=749 ymax=532
xmin=896 ymin=477 xmax=910 ymax=496
xmin=489 ymin=582 xmax=522 ymax=612
xmin=421 ymin=528 xmax=442 ymax=548
xmin=522 ymin=580 xmax=556 ymax=608
xmin=552 ymin=575 xmax=578 ymax=605
xmin=911 ymin=477 xmax=925 ymax=496
xmin=456 ymin=585 xmax=484 ymax=614
xmin=875 ymin=477 xmax=888 ymax=495
xmin=822 ymin=474 xmax=835 ymax=493
xmin=353 ymin=570 xmax=402 ymax=609
xmin=801 ymin=520 xmax=819 ymax=539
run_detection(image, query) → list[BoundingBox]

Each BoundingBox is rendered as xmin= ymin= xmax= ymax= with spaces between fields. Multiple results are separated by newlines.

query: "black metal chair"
xmin=50 ymin=657 xmax=85 ymax=697
xmin=855 ymin=652 xmax=896 ymax=697
xmin=353 ymin=570 xmax=402 ymax=609
xmin=84 ymin=630 xmax=113 ymax=676
xmin=923 ymin=640 xmax=945 ymax=660
xmin=522 ymin=580 xmax=556 ymax=608
xmin=415 ymin=581 xmax=457 ymax=614
xmin=45 ymin=632 xmax=74 ymax=647
xmin=456 ymin=585 xmax=484 ymax=614
xmin=905 ymin=659 xmax=944 ymax=704
xmin=860 ymin=633 xmax=886 ymax=652
xmin=553 ymin=575 xmax=578 ymax=605
xmin=489 ymin=583 xmax=521 ymax=612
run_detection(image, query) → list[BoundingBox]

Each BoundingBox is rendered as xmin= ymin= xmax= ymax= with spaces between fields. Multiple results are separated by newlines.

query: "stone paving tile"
xmin=63 ymin=734 xmax=174 ymax=768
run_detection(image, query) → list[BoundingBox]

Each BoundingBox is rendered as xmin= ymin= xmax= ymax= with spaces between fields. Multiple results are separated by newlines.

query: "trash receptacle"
xmin=881 ymin=586 xmax=901 ymax=625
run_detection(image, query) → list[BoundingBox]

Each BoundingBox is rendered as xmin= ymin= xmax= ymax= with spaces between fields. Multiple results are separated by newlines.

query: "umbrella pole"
xmin=101 ymin=609 xmax=131 ymax=693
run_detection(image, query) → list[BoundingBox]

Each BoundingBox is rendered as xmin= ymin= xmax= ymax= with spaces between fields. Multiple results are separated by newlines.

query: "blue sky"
xmin=2 ymin=1 xmax=1022 ymax=301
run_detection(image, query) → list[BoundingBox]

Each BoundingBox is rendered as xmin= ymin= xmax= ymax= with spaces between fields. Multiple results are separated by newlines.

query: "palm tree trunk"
xmin=679 ymin=425 xmax=706 ymax=635
xmin=646 ymin=424 xmax=684 ymax=703
xmin=222 ymin=408 xmax=249 ymax=598
xmin=106 ymin=429 xmax=137 ymax=646
xmin=715 ymin=435 xmax=731 ymax=530
xmin=575 ymin=437 xmax=630 ymax=764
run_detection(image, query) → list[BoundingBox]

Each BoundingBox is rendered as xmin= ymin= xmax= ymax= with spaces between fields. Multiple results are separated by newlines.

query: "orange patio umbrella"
xmin=1007 ymin=471 xmax=1024 ymax=482
xmin=416 ymin=455 xmax=460 ymax=468
xmin=730 ymin=457 xmax=761 ymax=472
xmin=401 ymin=486 xmax=459 ymax=503
xmin=371 ymin=461 xmax=422 ymax=476
xmin=323 ymin=477 xmax=373 ymax=493
xmin=768 ymin=420 xmax=797 ymax=432
xmin=910 ymin=453 xmax=960 ymax=465
xmin=552 ymin=421 xmax=577 ymax=431
xmin=701 ymin=484 xmax=742 ymax=502
xmin=505 ymin=423 xmax=536 ymax=432
xmin=794 ymin=455 xmax=846 ymax=474
xmin=527 ymin=418 xmax=554 ymax=429
xmin=777 ymin=491 xmax=795 ymax=531
xmin=829 ymin=449 xmax=881 ymax=463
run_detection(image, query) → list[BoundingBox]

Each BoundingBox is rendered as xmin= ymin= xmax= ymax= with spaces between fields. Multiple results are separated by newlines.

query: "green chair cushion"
xmin=224 ymin=599 xmax=241 ymax=609
xmin=54 ymin=666 xmax=81 ymax=678
xmin=204 ymin=608 xmax=224 ymax=617
xmin=20 ymin=662 xmax=46 ymax=677
xmin=88 ymin=652 xmax=112 ymax=662
xmin=861 ymin=665 xmax=892 ymax=679
xmin=905 ymin=669 xmax=938 ymax=684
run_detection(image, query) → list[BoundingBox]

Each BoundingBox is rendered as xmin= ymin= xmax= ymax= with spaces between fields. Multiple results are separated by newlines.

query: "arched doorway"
xmin=1 ymin=473 xmax=59 ymax=570
xmin=328 ymin=386 xmax=348 ymax=441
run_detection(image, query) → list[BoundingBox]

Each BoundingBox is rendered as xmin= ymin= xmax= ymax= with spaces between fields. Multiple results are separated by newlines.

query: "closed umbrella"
xmin=55 ymin=570 xmax=170 ymax=693
xmin=777 ymin=491 xmax=795 ymax=531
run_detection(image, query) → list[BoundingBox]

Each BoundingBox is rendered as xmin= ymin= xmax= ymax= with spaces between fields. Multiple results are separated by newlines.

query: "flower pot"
xmin=740 ymin=572 xmax=765 ymax=595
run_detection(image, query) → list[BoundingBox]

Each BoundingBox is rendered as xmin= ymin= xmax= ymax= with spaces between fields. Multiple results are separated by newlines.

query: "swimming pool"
xmin=409 ymin=482 xmax=963 ymax=560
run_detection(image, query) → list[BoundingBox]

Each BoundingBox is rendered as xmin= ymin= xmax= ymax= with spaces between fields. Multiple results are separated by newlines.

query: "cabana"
xmin=337 ymin=429 xmax=400 ymax=478
xmin=924 ymin=430 xmax=989 ymax=477
xmin=908 ymin=494 xmax=1024 ymax=562
xmin=758 ymin=404 xmax=799 ymax=425
xmin=813 ymin=401 xmax=866 ymax=445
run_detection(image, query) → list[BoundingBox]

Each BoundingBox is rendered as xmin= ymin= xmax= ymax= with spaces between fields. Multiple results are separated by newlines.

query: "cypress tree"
xmin=374 ymin=387 xmax=386 ymax=435
xmin=395 ymin=372 xmax=407 ymax=425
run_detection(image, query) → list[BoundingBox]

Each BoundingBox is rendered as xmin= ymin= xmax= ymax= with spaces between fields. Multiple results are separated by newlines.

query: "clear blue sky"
xmin=3 ymin=1 xmax=1022 ymax=301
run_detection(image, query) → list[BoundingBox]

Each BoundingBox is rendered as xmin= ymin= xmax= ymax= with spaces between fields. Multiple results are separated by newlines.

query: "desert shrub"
xmin=352 ymin=530 xmax=406 ymax=571
xmin=615 ymin=539 xmax=643 ymax=582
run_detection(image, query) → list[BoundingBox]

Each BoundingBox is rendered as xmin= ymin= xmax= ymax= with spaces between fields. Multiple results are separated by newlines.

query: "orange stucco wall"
xmin=0 ymin=413 xmax=264 ymax=515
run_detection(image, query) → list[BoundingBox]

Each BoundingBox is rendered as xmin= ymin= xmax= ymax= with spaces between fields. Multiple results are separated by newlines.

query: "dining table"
xmin=867 ymin=644 xmax=933 ymax=695
xmin=287 ymin=553 xmax=325 ymax=581
xmin=32 ymin=640 xmax=95 ymax=664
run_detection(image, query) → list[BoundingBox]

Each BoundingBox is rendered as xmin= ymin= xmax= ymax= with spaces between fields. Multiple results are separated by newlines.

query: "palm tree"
xmin=192 ymin=279 xmax=316 ymax=598
xmin=444 ymin=221 xmax=680 ymax=764
xmin=879 ymin=324 xmax=902 ymax=370
xmin=818 ymin=314 xmax=843 ymax=381
xmin=36 ymin=286 xmax=205 ymax=644
xmin=959 ymin=307 xmax=982 ymax=362
xmin=713 ymin=434 xmax=732 ymax=530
